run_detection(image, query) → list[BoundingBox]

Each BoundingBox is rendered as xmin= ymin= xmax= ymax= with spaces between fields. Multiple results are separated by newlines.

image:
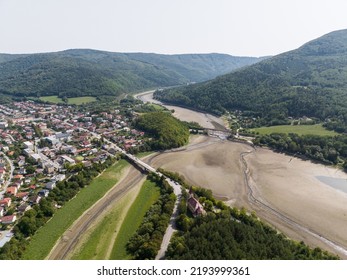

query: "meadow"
xmin=39 ymin=95 xmax=97 ymax=105
xmin=252 ymin=124 xmax=338 ymax=136
xmin=109 ymin=180 xmax=160 ymax=260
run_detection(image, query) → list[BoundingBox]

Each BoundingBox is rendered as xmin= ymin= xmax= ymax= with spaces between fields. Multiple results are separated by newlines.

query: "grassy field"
xmin=67 ymin=96 xmax=97 ymax=105
xmin=252 ymin=124 xmax=338 ymax=136
xmin=22 ymin=160 xmax=129 ymax=260
xmin=109 ymin=180 xmax=160 ymax=260
xmin=70 ymin=185 xmax=140 ymax=260
xmin=39 ymin=95 xmax=63 ymax=103
xmin=39 ymin=95 xmax=97 ymax=105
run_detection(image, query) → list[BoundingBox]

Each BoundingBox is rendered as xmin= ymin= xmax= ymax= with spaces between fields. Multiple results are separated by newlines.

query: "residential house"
xmin=187 ymin=189 xmax=206 ymax=217
xmin=6 ymin=186 xmax=18 ymax=196
xmin=18 ymin=203 xmax=31 ymax=213
xmin=38 ymin=189 xmax=50 ymax=197
xmin=29 ymin=195 xmax=41 ymax=205
xmin=0 ymin=198 xmax=11 ymax=208
xmin=0 ymin=215 xmax=16 ymax=224
xmin=16 ymin=192 xmax=29 ymax=202
xmin=45 ymin=181 xmax=56 ymax=190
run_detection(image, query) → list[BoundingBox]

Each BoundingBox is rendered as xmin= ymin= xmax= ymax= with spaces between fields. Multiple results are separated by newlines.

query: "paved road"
xmin=155 ymin=178 xmax=182 ymax=260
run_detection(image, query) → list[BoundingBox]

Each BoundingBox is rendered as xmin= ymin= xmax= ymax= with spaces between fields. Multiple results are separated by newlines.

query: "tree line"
xmin=126 ymin=173 xmax=175 ymax=259
xmin=254 ymin=133 xmax=347 ymax=167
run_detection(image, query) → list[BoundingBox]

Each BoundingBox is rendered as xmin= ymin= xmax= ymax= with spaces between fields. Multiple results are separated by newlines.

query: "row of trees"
xmin=0 ymin=156 xmax=117 ymax=260
xmin=126 ymin=173 xmax=176 ymax=259
xmin=254 ymin=133 xmax=347 ymax=166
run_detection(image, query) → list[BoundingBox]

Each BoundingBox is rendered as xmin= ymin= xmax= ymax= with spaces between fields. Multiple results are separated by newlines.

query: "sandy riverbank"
xmin=136 ymin=91 xmax=226 ymax=129
xmin=146 ymin=135 xmax=347 ymax=258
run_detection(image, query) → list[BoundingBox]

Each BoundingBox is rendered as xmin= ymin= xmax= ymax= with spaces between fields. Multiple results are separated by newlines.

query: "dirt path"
xmin=47 ymin=166 xmax=146 ymax=260
xmin=104 ymin=176 xmax=146 ymax=259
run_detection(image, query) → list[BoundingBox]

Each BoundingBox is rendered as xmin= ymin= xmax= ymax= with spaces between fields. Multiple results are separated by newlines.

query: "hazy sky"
xmin=1 ymin=0 xmax=347 ymax=57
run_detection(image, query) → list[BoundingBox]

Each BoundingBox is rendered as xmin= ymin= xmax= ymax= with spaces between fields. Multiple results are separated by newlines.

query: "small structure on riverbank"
xmin=187 ymin=188 xmax=206 ymax=217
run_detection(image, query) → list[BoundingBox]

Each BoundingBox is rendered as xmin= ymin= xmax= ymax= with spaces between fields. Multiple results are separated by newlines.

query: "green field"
xmin=22 ymin=160 xmax=129 ymax=260
xmin=252 ymin=124 xmax=338 ymax=136
xmin=67 ymin=96 xmax=97 ymax=105
xmin=71 ymin=188 xmax=136 ymax=260
xmin=109 ymin=180 xmax=160 ymax=260
xmin=39 ymin=95 xmax=63 ymax=103
xmin=39 ymin=95 xmax=97 ymax=105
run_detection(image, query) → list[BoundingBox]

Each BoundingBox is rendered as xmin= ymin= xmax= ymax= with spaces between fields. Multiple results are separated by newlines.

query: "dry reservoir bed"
xmin=147 ymin=136 xmax=347 ymax=257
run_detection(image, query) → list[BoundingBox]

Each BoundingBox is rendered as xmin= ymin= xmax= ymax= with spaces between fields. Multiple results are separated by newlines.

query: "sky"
xmin=1 ymin=0 xmax=347 ymax=57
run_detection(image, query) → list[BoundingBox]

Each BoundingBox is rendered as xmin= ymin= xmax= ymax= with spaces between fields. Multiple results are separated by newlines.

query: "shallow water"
xmin=316 ymin=176 xmax=347 ymax=194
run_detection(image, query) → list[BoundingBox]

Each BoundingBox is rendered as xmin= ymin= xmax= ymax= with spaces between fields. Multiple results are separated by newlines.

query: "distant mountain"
xmin=154 ymin=29 xmax=347 ymax=125
xmin=0 ymin=50 xmax=263 ymax=98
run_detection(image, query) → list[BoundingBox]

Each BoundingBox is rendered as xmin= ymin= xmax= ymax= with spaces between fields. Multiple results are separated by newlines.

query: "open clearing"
xmin=67 ymin=96 xmax=97 ymax=105
xmin=39 ymin=95 xmax=97 ymax=105
xmin=145 ymin=135 xmax=347 ymax=258
xmin=39 ymin=95 xmax=63 ymax=103
xmin=252 ymin=124 xmax=338 ymax=136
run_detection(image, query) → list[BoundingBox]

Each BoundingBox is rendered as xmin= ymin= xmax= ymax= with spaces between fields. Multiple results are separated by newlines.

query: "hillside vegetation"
xmin=0 ymin=50 xmax=263 ymax=98
xmin=154 ymin=29 xmax=347 ymax=130
xmin=134 ymin=112 xmax=189 ymax=150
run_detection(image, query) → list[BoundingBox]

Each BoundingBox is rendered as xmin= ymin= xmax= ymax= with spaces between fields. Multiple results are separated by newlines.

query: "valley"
xmin=138 ymin=91 xmax=347 ymax=259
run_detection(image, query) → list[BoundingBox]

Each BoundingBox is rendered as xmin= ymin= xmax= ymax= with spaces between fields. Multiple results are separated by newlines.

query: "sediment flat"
xmin=146 ymin=135 xmax=347 ymax=258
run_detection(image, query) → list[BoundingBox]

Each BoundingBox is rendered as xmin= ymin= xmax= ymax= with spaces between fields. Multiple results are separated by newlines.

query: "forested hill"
xmin=0 ymin=50 xmax=263 ymax=98
xmin=154 ymin=29 xmax=347 ymax=124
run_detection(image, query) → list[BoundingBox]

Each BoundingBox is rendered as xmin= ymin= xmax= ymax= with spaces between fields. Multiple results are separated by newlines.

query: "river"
xmin=135 ymin=90 xmax=227 ymax=130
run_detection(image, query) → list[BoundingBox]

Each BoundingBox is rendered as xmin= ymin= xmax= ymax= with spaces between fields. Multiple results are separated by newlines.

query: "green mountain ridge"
xmin=154 ymin=29 xmax=347 ymax=125
xmin=0 ymin=50 xmax=263 ymax=98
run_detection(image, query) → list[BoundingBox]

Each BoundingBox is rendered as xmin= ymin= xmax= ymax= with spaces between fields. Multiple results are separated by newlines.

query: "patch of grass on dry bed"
xmin=22 ymin=160 xmax=129 ymax=260
xmin=70 ymin=188 xmax=136 ymax=260
xmin=109 ymin=180 xmax=160 ymax=260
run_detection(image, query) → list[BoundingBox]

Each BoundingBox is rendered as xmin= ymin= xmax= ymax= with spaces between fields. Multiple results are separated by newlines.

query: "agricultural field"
xmin=109 ymin=180 xmax=160 ymax=260
xmin=252 ymin=124 xmax=338 ymax=136
xmin=39 ymin=95 xmax=97 ymax=105
xmin=22 ymin=160 xmax=128 ymax=260
xmin=67 ymin=96 xmax=97 ymax=105
xmin=39 ymin=95 xmax=63 ymax=103
xmin=70 ymin=184 xmax=141 ymax=260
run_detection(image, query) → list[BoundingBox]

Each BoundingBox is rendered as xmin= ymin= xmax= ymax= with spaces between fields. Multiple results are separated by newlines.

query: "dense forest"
xmin=254 ymin=133 xmax=347 ymax=167
xmin=166 ymin=211 xmax=337 ymax=260
xmin=133 ymin=111 xmax=190 ymax=150
xmin=0 ymin=50 xmax=262 ymax=98
xmin=154 ymin=29 xmax=347 ymax=131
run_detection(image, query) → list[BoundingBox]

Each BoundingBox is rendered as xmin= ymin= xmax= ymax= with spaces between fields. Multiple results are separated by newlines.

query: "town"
xmin=0 ymin=99 xmax=149 ymax=247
